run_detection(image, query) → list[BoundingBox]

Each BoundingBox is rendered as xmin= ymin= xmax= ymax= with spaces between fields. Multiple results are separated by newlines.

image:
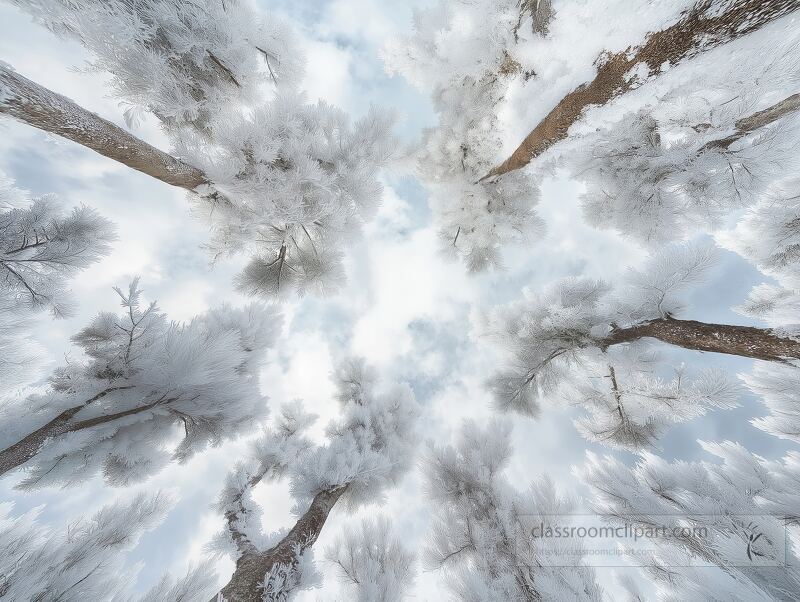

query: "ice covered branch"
xmin=0 ymin=280 xmax=280 ymax=488
xmin=212 ymin=359 xmax=419 ymax=600
xmin=484 ymin=0 xmax=800 ymax=179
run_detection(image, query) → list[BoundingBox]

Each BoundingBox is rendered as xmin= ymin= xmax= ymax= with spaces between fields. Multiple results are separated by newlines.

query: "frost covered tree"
xmin=209 ymin=358 xmax=419 ymax=601
xmin=569 ymin=89 xmax=800 ymax=245
xmin=719 ymin=178 xmax=800 ymax=290
xmin=549 ymin=5 xmax=800 ymax=246
xmin=566 ymin=348 xmax=739 ymax=451
xmin=741 ymin=361 xmax=800 ymax=446
xmin=484 ymin=243 xmax=799 ymax=448
xmin=712 ymin=173 xmax=800 ymax=447
xmin=2 ymin=0 xmax=395 ymax=298
xmin=424 ymin=419 xmax=602 ymax=600
xmin=0 ymin=493 xmax=165 ymax=600
xmin=0 ymin=492 xmax=219 ymax=601
xmin=325 ymin=516 xmax=416 ymax=602
xmin=485 ymin=0 xmax=800 ymax=179
xmin=580 ymin=441 xmax=800 ymax=600
xmin=711 ymin=244 xmax=800 ymax=447
xmin=0 ymin=173 xmax=115 ymax=388
xmin=389 ymin=0 xmax=800 ymax=266
xmin=0 ymin=279 xmax=281 ymax=487
xmin=0 ymin=174 xmax=114 ymax=317
xmin=385 ymin=0 xmax=547 ymax=270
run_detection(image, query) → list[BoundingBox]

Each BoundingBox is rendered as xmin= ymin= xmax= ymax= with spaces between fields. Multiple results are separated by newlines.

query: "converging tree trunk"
xmin=215 ymin=486 xmax=347 ymax=602
xmin=484 ymin=0 xmax=800 ymax=179
xmin=0 ymin=387 xmax=181 ymax=477
xmin=0 ymin=64 xmax=208 ymax=191
xmin=603 ymin=317 xmax=800 ymax=363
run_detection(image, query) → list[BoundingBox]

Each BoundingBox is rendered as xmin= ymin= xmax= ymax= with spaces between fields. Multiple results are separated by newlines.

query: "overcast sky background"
xmin=0 ymin=0 xmax=796 ymax=599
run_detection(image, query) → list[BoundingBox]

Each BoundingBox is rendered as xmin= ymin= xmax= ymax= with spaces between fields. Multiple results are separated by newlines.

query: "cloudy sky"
xmin=0 ymin=0 xmax=795 ymax=599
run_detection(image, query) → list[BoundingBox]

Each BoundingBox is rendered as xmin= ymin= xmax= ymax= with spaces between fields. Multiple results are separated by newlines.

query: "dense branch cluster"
xmin=0 ymin=493 xmax=219 ymax=600
xmin=180 ymin=101 xmax=394 ymax=297
xmin=581 ymin=442 xmax=800 ymax=599
xmin=211 ymin=358 xmax=419 ymax=600
xmin=0 ymin=279 xmax=281 ymax=488
xmin=568 ymin=87 xmax=800 ymax=245
xmin=15 ymin=0 xmax=303 ymax=130
xmin=325 ymin=516 xmax=415 ymax=602
xmin=9 ymin=0 xmax=396 ymax=298
xmin=424 ymin=419 xmax=602 ymax=600
xmin=385 ymin=0 xmax=546 ymax=270
xmin=0 ymin=175 xmax=115 ymax=317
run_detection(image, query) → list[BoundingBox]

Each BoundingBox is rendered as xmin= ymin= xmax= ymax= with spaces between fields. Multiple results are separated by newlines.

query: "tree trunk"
xmin=484 ymin=0 xmax=800 ymax=180
xmin=0 ymin=64 xmax=209 ymax=191
xmin=515 ymin=0 xmax=553 ymax=39
xmin=702 ymin=93 xmax=800 ymax=150
xmin=215 ymin=486 xmax=347 ymax=602
xmin=603 ymin=317 xmax=800 ymax=363
xmin=0 ymin=387 xmax=120 ymax=476
xmin=0 ymin=386 xmax=177 ymax=478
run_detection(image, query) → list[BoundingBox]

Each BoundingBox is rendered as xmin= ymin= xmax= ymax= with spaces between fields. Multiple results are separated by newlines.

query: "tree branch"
xmin=0 ymin=385 xmax=134 ymax=477
xmin=0 ymin=64 xmax=209 ymax=191
xmin=483 ymin=0 xmax=800 ymax=180
xmin=214 ymin=485 xmax=348 ymax=602
xmin=603 ymin=317 xmax=800 ymax=363
xmin=65 ymin=394 xmax=176 ymax=432
xmin=702 ymin=93 xmax=800 ymax=151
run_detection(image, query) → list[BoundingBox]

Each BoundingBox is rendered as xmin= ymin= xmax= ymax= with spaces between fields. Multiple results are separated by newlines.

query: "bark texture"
xmin=603 ymin=317 xmax=800 ymax=362
xmin=0 ymin=387 xmax=175 ymax=477
xmin=515 ymin=0 xmax=553 ymax=39
xmin=0 ymin=64 xmax=208 ymax=191
xmin=485 ymin=0 xmax=800 ymax=179
xmin=215 ymin=486 xmax=347 ymax=602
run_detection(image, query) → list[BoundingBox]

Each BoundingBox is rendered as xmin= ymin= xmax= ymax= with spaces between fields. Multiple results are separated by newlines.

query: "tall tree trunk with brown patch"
xmin=0 ymin=64 xmax=209 ymax=191
xmin=603 ymin=317 xmax=800 ymax=363
xmin=214 ymin=486 xmax=347 ymax=602
xmin=484 ymin=0 xmax=800 ymax=180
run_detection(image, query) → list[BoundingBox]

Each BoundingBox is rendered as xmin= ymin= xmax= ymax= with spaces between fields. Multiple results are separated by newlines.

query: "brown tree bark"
xmin=0 ymin=387 xmax=180 ymax=477
xmin=603 ymin=317 xmax=800 ymax=363
xmin=214 ymin=486 xmax=347 ymax=602
xmin=0 ymin=64 xmax=209 ymax=191
xmin=702 ymin=93 xmax=800 ymax=151
xmin=484 ymin=0 xmax=800 ymax=180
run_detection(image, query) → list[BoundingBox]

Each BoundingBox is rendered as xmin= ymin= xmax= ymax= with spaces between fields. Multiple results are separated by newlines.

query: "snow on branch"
xmin=9 ymin=1 xmax=397 ymax=300
xmin=325 ymin=515 xmax=416 ymax=602
xmin=481 ymin=243 xmax=800 ymax=449
xmin=0 ymin=173 xmax=115 ymax=390
xmin=579 ymin=441 xmax=800 ymax=599
xmin=0 ymin=280 xmax=281 ymax=488
xmin=384 ymin=0 xmax=544 ymax=272
xmin=212 ymin=358 xmax=419 ymax=600
xmin=424 ymin=419 xmax=602 ymax=600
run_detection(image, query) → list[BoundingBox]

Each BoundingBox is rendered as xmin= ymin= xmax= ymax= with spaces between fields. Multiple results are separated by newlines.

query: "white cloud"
xmin=350 ymin=225 xmax=475 ymax=366
xmin=261 ymin=331 xmax=339 ymax=443
xmin=318 ymin=0 xmax=397 ymax=47
xmin=300 ymin=39 xmax=353 ymax=107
